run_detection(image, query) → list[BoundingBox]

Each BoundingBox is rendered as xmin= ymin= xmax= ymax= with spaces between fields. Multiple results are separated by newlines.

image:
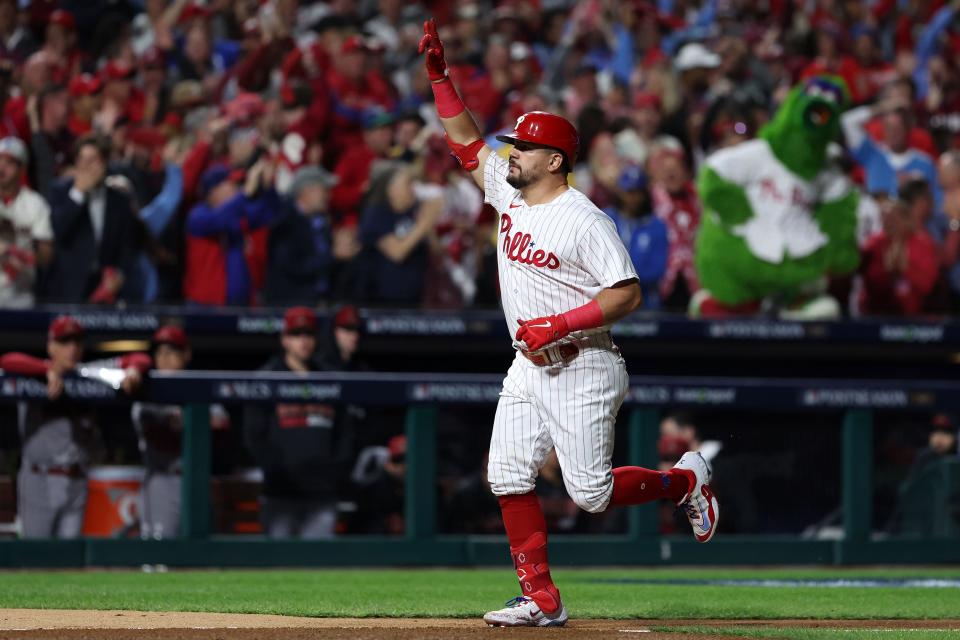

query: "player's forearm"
xmin=431 ymin=79 xmax=482 ymax=144
xmin=593 ymin=281 xmax=642 ymax=324
xmin=0 ymin=352 xmax=50 ymax=376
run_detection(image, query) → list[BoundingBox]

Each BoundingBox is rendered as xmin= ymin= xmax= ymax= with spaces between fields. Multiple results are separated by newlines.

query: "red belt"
xmin=30 ymin=463 xmax=85 ymax=478
xmin=522 ymin=342 xmax=580 ymax=367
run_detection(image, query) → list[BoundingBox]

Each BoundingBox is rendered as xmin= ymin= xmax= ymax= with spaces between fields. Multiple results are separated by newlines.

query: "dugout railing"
xmin=1 ymin=370 xmax=959 ymax=568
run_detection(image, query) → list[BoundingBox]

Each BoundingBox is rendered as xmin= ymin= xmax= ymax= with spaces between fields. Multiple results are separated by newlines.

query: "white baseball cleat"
xmin=483 ymin=596 xmax=568 ymax=627
xmin=673 ymin=451 xmax=720 ymax=543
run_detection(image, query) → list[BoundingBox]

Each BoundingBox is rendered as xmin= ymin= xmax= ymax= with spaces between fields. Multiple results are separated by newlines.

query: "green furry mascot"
xmin=691 ymin=76 xmax=859 ymax=318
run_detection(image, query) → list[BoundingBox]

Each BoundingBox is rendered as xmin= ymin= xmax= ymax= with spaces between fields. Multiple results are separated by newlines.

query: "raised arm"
xmin=418 ymin=19 xmax=490 ymax=191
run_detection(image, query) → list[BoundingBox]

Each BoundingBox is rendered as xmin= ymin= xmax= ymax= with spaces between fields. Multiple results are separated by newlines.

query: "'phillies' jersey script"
xmin=484 ymin=153 xmax=637 ymax=340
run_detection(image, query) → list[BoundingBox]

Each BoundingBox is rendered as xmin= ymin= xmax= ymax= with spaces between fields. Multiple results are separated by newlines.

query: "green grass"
xmin=0 ymin=568 xmax=958 ymax=619
xmin=659 ymin=627 xmax=960 ymax=640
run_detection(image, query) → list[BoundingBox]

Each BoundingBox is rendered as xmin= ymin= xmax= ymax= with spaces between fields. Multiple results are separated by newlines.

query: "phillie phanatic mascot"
xmin=691 ymin=76 xmax=859 ymax=318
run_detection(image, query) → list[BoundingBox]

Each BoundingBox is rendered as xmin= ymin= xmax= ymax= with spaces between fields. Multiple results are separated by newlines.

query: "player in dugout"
xmin=0 ymin=315 xmax=149 ymax=538
xmin=242 ymin=306 xmax=353 ymax=539
xmin=418 ymin=19 xmax=718 ymax=627
xmin=132 ymin=324 xmax=230 ymax=540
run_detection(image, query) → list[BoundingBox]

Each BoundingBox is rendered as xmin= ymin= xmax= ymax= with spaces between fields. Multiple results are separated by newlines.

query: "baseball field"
xmin=1 ymin=566 xmax=959 ymax=639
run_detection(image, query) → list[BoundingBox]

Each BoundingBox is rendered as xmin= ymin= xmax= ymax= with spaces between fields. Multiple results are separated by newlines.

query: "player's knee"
xmin=487 ymin=460 xmax=536 ymax=496
xmin=488 ymin=477 xmax=536 ymax=497
xmin=570 ymin=485 xmax=613 ymax=513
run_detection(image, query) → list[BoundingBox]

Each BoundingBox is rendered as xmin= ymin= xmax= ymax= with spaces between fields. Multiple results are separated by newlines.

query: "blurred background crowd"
xmin=0 ymin=0 xmax=960 ymax=316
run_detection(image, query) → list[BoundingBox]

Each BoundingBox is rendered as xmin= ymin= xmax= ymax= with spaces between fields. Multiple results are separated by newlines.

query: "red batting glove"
xmin=417 ymin=18 xmax=448 ymax=82
xmin=515 ymin=315 xmax=570 ymax=352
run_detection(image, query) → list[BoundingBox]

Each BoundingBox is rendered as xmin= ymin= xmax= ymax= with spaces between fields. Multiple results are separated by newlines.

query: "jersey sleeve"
xmin=0 ymin=352 xmax=49 ymax=376
xmin=577 ymin=216 xmax=639 ymax=289
xmin=483 ymin=151 xmax=514 ymax=213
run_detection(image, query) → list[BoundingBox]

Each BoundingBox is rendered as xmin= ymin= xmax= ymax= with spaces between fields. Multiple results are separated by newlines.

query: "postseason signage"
xmin=0 ymin=308 xmax=957 ymax=345
xmin=615 ymin=318 xmax=955 ymax=344
xmin=0 ymin=374 xmax=119 ymax=401
xmin=1 ymin=372 xmax=957 ymax=410
xmin=147 ymin=372 xmax=507 ymax=405
xmin=625 ymin=376 xmax=958 ymax=410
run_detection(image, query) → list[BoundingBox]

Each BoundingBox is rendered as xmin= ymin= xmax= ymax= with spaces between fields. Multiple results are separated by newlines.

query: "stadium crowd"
xmin=0 ymin=0 xmax=956 ymax=316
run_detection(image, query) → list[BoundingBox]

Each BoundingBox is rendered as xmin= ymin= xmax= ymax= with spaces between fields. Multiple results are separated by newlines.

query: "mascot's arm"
xmin=697 ymin=166 xmax=753 ymax=227
xmin=814 ymin=189 xmax=860 ymax=275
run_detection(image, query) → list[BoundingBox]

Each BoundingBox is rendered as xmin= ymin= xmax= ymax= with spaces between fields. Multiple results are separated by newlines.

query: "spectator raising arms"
xmin=183 ymin=158 xmax=278 ymax=306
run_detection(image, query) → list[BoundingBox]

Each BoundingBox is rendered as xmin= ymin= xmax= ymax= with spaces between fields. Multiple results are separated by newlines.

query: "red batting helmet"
xmin=495 ymin=111 xmax=579 ymax=166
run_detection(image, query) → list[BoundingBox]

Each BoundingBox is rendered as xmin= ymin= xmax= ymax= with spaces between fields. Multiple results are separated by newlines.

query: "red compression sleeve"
xmin=431 ymin=78 xmax=466 ymax=118
xmin=610 ymin=467 xmax=692 ymax=505
xmin=560 ymin=299 xmax=605 ymax=332
xmin=0 ymin=353 xmax=50 ymax=376
xmin=498 ymin=493 xmax=547 ymax=549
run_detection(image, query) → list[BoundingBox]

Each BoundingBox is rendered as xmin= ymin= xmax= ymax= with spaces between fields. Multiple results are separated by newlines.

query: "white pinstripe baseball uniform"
xmin=484 ymin=152 xmax=638 ymax=513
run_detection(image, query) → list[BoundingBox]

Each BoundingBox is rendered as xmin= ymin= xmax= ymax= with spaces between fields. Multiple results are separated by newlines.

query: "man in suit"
xmin=45 ymin=134 xmax=137 ymax=302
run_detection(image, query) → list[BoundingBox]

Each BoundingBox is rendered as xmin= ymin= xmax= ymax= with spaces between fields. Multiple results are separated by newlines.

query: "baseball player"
xmin=132 ymin=325 xmax=229 ymax=540
xmin=418 ymin=20 xmax=719 ymax=627
xmin=0 ymin=315 xmax=149 ymax=538
xmin=242 ymin=307 xmax=352 ymax=539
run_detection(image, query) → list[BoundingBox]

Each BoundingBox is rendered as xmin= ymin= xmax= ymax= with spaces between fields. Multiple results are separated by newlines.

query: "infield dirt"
xmin=2 ymin=610 xmax=960 ymax=640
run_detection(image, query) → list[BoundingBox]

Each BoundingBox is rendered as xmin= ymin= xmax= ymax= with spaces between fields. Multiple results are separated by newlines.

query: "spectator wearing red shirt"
xmin=859 ymin=196 xmax=940 ymax=316
xmin=0 ymin=57 xmax=21 ymax=141
xmin=330 ymin=109 xmax=395 ymax=229
xmin=324 ymin=35 xmax=396 ymax=159
xmin=100 ymin=60 xmax=146 ymax=126
xmin=42 ymin=10 xmax=83 ymax=86
xmin=66 ymin=73 xmax=100 ymax=138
